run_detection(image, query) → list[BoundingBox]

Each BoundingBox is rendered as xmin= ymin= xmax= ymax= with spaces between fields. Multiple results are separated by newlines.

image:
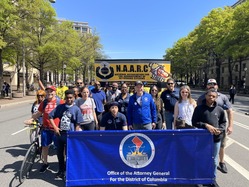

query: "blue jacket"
xmin=127 ymin=92 xmax=157 ymax=126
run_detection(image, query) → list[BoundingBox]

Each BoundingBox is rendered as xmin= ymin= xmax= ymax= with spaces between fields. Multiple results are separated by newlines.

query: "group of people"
xmin=25 ymin=77 xmax=233 ymax=187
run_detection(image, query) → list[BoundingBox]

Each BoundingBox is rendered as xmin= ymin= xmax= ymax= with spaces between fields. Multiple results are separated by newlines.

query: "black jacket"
xmin=192 ymin=100 xmax=226 ymax=142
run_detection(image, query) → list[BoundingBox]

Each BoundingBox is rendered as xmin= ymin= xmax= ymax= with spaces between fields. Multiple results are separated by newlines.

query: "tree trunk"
xmin=215 ymin=57 xmax=221 ymax=86
xmin=82 ymin=64 xmax=87 ymax=83
xmin=25 ymin=65 xmax=29 ymax=89
xmin=0 ymin=49 xmax=3 ymax=97
xmin=228 ymin=57 xmax=233 ymax=85
xmin=239 ymin=57 xmax=242 ymax=88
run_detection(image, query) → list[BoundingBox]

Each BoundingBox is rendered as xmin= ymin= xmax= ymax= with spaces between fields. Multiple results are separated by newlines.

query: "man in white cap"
xmin=197 ymin=78 xmax=233 ymax=174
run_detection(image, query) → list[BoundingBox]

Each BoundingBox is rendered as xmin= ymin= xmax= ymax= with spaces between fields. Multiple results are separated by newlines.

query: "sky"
xmin=51 ymin=0 xmax=237 ymax=60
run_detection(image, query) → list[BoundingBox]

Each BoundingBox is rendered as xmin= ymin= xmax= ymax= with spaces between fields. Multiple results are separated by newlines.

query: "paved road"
xmin=0 ymin=93 xmax=249 ymax=187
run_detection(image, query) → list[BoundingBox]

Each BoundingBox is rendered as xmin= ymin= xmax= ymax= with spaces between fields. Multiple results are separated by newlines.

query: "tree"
xmin=0 ymin=0 xmax=19 ymax=96
xmin=18 ymin=0 xmax=57 ymax=84
xmin=194 ymin=7 xmax=234 ymax=85
xmin=221 ymin=1 xmax=249 ymax=86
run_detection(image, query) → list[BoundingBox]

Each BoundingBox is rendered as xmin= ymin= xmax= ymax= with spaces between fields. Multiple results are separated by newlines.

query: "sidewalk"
xmin=0 ymin=95 xmax=35 ymax=108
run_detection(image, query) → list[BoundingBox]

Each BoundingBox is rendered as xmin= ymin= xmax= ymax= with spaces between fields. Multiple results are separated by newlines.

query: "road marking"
xmin=226 ymin=137 xmax=249 ymax=151
xmin=234 ymin=121 xmax=249 ymax=130
xmin=225 ymin=155 xmax=249 ymax=181
xmin=11 ymin=127 xmax=29 ymax=135
xmin=234 ymin=111 xmax=249 ymax=117
xmin=225 ymin=137 xmax=249 ymax=181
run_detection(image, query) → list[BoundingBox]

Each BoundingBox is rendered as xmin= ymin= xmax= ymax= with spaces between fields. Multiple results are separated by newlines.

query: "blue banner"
xmin=66 ymin=130 xmax=214 ymax=186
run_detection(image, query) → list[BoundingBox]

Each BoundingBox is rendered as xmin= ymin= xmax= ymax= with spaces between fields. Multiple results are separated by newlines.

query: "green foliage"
xmin=164 ymin=5 xmax=237 ymax=84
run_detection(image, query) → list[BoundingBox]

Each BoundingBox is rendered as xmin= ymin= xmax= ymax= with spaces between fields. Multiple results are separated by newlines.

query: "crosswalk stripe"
xmin=225 ymin=155 xmax=249 ymax=181
xmin=225 ymin=137 xmax=249 ymax=181
xmin=234 ymin=121 xmax=249 ymax=130
xmin=227 ymin=137 xmax=249 ymax=151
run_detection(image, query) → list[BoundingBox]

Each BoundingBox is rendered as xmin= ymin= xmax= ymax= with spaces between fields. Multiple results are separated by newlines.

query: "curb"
xmin=0 ymin=99 xmax=34 ymax=109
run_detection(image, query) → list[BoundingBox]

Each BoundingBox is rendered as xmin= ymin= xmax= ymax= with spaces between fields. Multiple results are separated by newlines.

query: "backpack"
xmin=42 ymin=96 xmax=61 ymax=111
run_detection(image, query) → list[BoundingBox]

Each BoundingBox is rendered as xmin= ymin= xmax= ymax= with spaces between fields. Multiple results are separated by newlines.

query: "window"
xmin=235 ymin=64 xmax=238 ymax=71
xmin=243 ymin=63 xmax=247 ymax=70
xmin=222 ymin=67 xmax=225 ymax=73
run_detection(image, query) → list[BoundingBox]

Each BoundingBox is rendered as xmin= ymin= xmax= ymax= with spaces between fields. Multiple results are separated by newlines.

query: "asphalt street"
xmin=0 ymin=91 xmax=249 ymax=187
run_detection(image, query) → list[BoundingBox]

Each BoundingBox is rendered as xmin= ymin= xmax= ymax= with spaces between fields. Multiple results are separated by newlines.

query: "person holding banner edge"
xmin=192 ymin=89 xmax=226 ymax=187
xmin=49 ymin=89 xmax=84 ymax=179
xmin=197 ymin=78 xmax=233 ymax=174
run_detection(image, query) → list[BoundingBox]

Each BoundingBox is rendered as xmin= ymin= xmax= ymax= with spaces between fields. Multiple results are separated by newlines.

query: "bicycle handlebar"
xmin=23 ymin=119 xmax=41 ymax=127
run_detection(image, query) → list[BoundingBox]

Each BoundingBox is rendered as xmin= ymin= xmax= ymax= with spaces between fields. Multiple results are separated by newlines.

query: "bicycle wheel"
xmin=19 ymin=143 xmax=38 ymax=183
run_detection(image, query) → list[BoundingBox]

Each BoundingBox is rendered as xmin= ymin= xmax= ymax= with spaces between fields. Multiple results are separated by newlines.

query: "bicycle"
xmin=19 ymin=120 xmax=42 ymax=183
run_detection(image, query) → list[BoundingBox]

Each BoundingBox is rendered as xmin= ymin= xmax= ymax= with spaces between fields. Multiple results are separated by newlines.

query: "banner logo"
xmin=149 ymin=62 xmax=171 ymax=82
xmin=96 ymin=61 xmax=114 ymax=79
xmin=119 ymin=133 xmax=155 ymax=168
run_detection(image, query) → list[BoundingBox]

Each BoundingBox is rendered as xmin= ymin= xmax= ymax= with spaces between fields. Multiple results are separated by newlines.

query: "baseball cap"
xmin=135 ymin=80 xmax=143 ymax=86
xmin=109 ymin=101 xmax=119 ymax=108
xmin=207 ymin=79 xmax=217 ymax=84
xmin=45 ymin=86 xmax=56 ymax=91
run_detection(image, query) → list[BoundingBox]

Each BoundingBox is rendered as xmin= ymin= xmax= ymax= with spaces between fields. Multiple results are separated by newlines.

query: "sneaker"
xmin=195 ymin=185 xmax=203 ymax=187
xmin=219 ymin=162 xmax=228 ymax=173
xmin=39 ymin=164 xmax=49 ymax=173
xmin=55 ymin=171 xmax=65 ymax=179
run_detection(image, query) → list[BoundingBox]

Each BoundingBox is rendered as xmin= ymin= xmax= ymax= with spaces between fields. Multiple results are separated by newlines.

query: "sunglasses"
xmin=37 ymin=95 xmax=44 ymax=97
xmin=208 ymin=83 xmax=217 ymax=86
xmin=77 ymin=82 xmax=83 ymax=84
xmin=167 ymin=83 xmax=174 ymax=85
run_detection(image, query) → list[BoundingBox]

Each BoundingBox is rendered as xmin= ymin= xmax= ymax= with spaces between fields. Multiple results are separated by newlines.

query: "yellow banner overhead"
xmin=95 ymin=59 xmax=171 ymax=82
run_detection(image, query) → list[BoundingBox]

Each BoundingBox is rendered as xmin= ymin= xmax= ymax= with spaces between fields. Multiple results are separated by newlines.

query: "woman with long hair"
xmin=149 ymin=85 xmax=166 ymax=129
xmin=31 ymin=90 xmax=46 ymax=119
xmin=75 ymin=86 xmax=98 ymax=130
xmin=29 ymin=90 xmax=46 ymax=143
xmin=173 ymin=85 xmax=196 ymax=128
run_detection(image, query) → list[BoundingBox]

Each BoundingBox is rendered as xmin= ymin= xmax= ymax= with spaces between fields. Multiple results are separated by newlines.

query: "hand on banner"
xmin=152 ymin=123 xmax=156 ymax=129
xmin=162 ymin=122 xmax=166 ymax=129
xmin=205 ymin=123 xmax=222 ymax=135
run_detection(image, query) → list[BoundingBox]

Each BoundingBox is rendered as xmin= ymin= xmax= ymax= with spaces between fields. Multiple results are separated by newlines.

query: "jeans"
xmin=213 ymin=141 xmax=221 ymax=178
xmin=133 ymin=123 xmax=152 ymax=130
xmin=81 ymin=121 xmax=95 ymax=130
xmin=164 ymin=111 xmax=174 ymax=129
